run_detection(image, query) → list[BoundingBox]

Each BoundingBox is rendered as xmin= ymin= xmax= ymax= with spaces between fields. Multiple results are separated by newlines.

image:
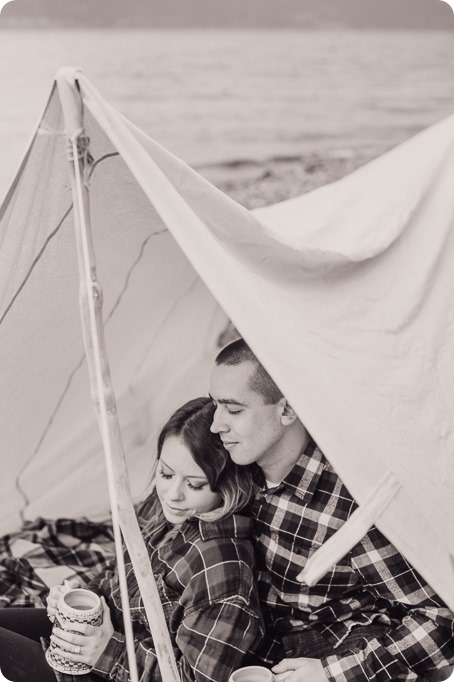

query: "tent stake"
xmin=60 ymin=71 xmax=180 ymax=682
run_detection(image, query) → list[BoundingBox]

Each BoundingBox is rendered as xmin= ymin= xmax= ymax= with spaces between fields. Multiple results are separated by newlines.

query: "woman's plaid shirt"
xmin=84 ymin=495 xmax=264 ymax=682
xmin=252 ymin=440 xmax=454 ymax=682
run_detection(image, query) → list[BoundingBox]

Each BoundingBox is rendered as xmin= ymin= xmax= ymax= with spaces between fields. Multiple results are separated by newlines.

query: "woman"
xmin=0 ymin=397 xmax=264 ymax=682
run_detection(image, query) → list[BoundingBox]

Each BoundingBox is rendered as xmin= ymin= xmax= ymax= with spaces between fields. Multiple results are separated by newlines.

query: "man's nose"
xmin=210 ymin=407 xmax=228 ymax=434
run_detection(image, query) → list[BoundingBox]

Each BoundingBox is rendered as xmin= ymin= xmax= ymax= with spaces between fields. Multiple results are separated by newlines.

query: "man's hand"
xmin=272 ymin=657 xmax=330 ymax=682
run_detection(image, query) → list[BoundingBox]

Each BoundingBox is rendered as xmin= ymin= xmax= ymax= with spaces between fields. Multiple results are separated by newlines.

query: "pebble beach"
xmin=202 ymin=150 xmax=377 ymax=210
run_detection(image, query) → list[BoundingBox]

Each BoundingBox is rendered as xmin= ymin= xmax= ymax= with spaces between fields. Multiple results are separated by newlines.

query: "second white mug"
xmin=229 ymin=665 xmax=274 ymax=682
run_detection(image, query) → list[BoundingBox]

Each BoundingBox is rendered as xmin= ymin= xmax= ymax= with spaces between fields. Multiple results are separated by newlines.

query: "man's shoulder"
xmin=275 ymin=442 xmax=357 ymax=517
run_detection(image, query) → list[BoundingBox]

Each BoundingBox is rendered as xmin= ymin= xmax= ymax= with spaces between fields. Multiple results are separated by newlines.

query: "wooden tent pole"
xmin=59 ymin=70 xmax=180 ymax=682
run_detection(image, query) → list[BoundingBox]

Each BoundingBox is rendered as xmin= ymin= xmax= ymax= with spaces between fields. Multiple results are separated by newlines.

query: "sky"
xmin=1 ymin=0 xmax=453 ymax=29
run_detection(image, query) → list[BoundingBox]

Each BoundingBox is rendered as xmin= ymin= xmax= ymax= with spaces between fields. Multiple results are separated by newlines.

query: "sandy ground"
xmin=199 ymin=150 xmax=382 ymax=210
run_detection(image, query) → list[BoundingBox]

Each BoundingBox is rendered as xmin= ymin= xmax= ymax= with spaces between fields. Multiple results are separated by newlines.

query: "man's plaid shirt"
xmin=86 ymin=493 xmax=264 ymax=682
xmin=252 ymin=440 xmax=454 ymax=682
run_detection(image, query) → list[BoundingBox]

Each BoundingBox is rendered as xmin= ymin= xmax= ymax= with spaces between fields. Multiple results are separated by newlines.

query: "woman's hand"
xmin=50 ymin=597 xmax=114 ymax=667
xmin=46 ymin=578 xmax=81 ymax=623
xmin=272 ymin=657 xmax=330 ymax=682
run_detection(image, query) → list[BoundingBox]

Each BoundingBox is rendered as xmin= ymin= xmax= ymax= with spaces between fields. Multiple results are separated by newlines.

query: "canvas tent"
xmin=1 ymin=65 xmax=453 ymax=629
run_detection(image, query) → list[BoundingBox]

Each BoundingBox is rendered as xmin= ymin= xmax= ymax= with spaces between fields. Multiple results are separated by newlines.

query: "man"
xmin=209 ymin=338 xmax=454 ymax=682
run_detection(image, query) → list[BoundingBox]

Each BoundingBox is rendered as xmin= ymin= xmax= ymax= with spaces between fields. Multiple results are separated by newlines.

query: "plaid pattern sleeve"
xmin=174 ymin=533 xmax=264 ymax=682
xmin=89 ymin=510 xmax=263 ymax=682
xmin=93 ymin=598 xmax=262 ymax=682
xmin=322 ymin=526 xmax=454 ymax=682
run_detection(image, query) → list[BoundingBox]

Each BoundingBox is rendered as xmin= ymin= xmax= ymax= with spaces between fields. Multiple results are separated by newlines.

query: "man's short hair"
xmin=215 ymin=338 xmax=283 ymax=405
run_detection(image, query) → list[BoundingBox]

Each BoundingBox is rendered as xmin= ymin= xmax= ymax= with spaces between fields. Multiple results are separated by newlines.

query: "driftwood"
xmin=58 ymin=69 xmax=180 ymax=682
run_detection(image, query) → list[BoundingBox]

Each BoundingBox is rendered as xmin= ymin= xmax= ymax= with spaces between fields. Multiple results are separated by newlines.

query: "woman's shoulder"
xmin=176 ymin=513 xmax=256 ymax=572
xmin=176 ymin=515 xmax=257 ymax=605
xmin=198 ymin=512 xmax=254 ymax=542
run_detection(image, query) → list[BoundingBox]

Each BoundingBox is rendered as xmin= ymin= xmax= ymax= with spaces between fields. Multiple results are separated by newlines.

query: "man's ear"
xmin=279 ymin=399 xmax=298 ymax=426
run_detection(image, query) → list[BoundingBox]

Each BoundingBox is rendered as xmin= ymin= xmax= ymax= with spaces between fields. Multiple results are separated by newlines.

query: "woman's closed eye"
xmin=159 ymin=467 xmax=207 ymax=491
xmin=187 ymin=482 xmax=206 ymax=491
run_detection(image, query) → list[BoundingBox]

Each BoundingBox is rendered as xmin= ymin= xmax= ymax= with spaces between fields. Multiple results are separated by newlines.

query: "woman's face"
xmin=156 ymin=435 xmax=222 ymax=525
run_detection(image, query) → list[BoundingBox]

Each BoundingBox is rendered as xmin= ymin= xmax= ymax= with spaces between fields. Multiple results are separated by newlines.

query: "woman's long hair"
xmin=154 ymin=397 xmax=258 ymax=522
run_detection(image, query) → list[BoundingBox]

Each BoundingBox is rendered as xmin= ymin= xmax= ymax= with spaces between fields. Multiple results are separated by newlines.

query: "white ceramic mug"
xmin=46 ymin=588 xmax=103 ymax=675
xmin=229 ymin=665 xmax=274 ymax=682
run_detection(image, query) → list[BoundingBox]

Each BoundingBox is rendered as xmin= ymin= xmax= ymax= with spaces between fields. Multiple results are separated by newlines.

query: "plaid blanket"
xmin=0 ymin=516 xmax=116 ymax=608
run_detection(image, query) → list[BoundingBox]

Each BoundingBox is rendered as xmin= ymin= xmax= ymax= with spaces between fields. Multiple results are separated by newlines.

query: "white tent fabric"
xmin=1 ymin=69 xmax=453 ymax=611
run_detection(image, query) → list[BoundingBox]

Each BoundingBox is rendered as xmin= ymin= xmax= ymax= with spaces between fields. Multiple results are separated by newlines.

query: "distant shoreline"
xmin=0 ymin=28 xmax=451 ymax=206
xmin=0 ymin=24 xmax=452 ymax=31
xmin=201 ymin=151 xmax=377 ymax=210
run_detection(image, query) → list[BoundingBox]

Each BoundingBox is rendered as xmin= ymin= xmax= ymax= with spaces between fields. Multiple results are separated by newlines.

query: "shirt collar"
xmin=268 ymin=438 xmax=327 ymax=505
xmin=197 ymin=513 xmax=254 ymax=541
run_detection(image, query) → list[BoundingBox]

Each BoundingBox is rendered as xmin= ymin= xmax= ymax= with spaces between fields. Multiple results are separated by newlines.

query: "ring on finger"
xmin=74 ymin=644 xmax=81 ymax=655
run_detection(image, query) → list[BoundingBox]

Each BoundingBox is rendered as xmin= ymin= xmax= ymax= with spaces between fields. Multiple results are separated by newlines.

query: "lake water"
xmin=0 ymin=29 xmax=453 ymax=197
